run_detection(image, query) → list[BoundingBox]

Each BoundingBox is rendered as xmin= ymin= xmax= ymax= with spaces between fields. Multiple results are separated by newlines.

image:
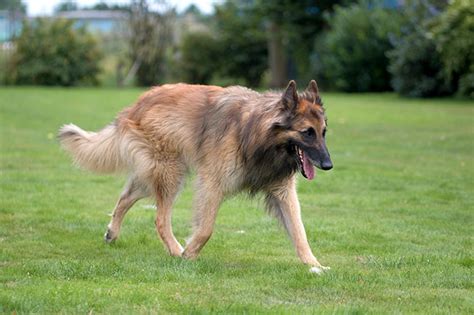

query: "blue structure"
xmin=0 ymin=10 xmax=23 ymax=42
xmin=55 ymin=10 xmax=128 ymax=34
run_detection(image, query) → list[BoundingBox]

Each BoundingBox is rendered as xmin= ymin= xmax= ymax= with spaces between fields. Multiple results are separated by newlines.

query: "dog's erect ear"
xmin=305 ymin=80 xmax=319 ymax=102
xmin=282 ymin=80 xmax=298 ymax=111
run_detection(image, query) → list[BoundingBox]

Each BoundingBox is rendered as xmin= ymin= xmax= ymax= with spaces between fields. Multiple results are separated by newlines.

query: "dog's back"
xmin=60 ymin=84 xmax=222 ymax=175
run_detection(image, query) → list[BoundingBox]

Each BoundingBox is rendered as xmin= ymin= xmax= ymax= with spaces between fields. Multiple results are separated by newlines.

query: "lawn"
xmin=0 ymin=87 xmax=473 ymax=314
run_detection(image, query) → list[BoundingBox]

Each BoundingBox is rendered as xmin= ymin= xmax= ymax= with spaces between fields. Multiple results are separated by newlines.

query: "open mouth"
xmin=295 ymin=146 xmax=315 ymax=180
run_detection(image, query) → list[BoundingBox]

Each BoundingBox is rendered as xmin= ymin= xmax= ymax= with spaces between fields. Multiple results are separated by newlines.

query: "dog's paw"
xmin=104 ymin=229 xmax=117 ymax=244
xmin=309 ymin=265 xmax=331 ymax=274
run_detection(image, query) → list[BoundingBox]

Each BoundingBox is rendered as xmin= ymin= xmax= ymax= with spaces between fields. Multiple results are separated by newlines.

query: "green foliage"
xmin=128 ymin=0 xmax=173 ymax=86
xmin=6 ymin=18 xmax=102 ymax=86
xmin=54 ymin=0 xmax=77 ymax=13
xmin=432 ymin=0 xmax=474 ymax=98
xmin=387 ymin=30 xmax=450 ymax=97
xmin=0 ymin=0 xmax=26 ymax=12
xmin=0 ymin=50 xmax=9 ymax=82
xmin=168 ymin=1 xmax=354 ymax=87
xmin=213 ymin=2 xmax=268 ymax=87
xmin=1 ymin=88 xmax=473 ymax=313
xmin=387 ymin=1 xmax=453 ymax=97
xmin=172 ymin=2 xmax=267 ymax=87
xmin=175 ymin=32 xmax=221 ymax=84
xmin=88 ymin=2 xmax=131 ymax=11
xmin=312 ymin=1 xmax=402 ymax=92
xmin=254 ymin=0 xmax=352 ymax=84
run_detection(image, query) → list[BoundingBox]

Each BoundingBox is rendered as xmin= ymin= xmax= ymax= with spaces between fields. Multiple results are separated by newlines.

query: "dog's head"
xmin=274 ymin=80 xmax=333 ymax=180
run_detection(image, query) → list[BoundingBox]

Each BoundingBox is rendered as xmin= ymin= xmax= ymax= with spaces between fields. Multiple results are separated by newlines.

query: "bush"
xmin=312 ymin=1 xmax=402 ymax=92
xmin=128 ymin=1 xmax=173 ymax=86
xmin=432 ymin=0 xmax=474 ymax=98
xmin=174 ymin=32 xmax=221 ymax=84
xmin=387 ymin=1 xmax=453 ymax=97
xmin=387 ymin=28 xmax=451 ymax=97
xmin=213 ymin=2 xmax=267 ymax=87
xmin=7 ymin=18 xmax=102 ymax=86
xmin=170 ymin=2 xmax=267 ymax=87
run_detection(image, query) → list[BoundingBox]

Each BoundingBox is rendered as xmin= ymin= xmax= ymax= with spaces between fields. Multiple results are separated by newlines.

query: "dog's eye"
xmin=323 ymin=128 xmax=327 ymax=138
xmin=301 ymin=128 xmax=315 ymax=138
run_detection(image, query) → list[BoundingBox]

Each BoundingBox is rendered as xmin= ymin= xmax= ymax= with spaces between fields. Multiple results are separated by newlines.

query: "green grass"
xmin=1 ymin=87 xmax=473 ymax=314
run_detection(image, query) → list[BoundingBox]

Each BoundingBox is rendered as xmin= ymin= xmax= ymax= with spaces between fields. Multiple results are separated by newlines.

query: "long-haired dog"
xmin=59 ymin=80 xmax=333 ymax=272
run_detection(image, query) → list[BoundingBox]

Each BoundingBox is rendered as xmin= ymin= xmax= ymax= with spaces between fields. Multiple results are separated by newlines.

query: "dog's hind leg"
xmin=182 ymin=176 xmax=223 ymax=259
xmin=266 ymin=177 xmax=329 ymax=272
xmin=154 ymin=163 xmax=186 ymax=257
xmin=104 ymin=177 xmax=148 ymax=243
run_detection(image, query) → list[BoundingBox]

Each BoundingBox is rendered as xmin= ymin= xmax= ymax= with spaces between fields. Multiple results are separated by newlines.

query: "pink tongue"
xmin=302 ymin=151 xmax=315 ymax=180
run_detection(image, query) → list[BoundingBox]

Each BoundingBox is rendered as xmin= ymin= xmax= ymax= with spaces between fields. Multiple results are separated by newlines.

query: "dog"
xmin=59 ymin=80 xmax=333 ymax=272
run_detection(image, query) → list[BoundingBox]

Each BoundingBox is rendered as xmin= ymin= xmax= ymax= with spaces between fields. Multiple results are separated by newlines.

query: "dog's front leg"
xmin=182 ymin=177 xmax=223 ymax=260
xmin=266 ymin=177 xmax=329 ymax=272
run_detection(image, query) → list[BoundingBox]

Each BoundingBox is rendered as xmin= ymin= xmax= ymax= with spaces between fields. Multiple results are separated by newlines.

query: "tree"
xmin=54 ymin=0 xmax=78 ymax=13
xmin=432 ymin=0 xmax=474 ymax=97
xmin=169 ymin=0 xmax=353 ymax=88
xmin=387 ymin=0 xmax=453 ymax=97
xmin=174 ymin=31 xmax=221 ymax=84
xmin=312 ymin=1 xmax=402 ymax=92
xmin=0 ymin=0 xmax=26 ymax=12
xmin=7 ymin=18 xmax=102 ymax=86
xmin=127 ymin=0 xmax=174 ymax=86
xmin=87 ymin=2 xmax=131 ymax=11
xmin=213 ymin=1 xmax=268 ymax=87
xmin=183 ymin=4 xmax=201 ymax=16
xmin=254 ymin=0 xmax=354 ymax=87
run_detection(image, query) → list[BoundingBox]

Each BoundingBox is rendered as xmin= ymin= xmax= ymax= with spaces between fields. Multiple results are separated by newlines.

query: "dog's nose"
xmin=321 ymin=161 xmax=333 ymax=170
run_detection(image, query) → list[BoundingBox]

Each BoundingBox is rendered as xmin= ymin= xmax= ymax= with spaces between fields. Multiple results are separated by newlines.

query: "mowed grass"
xmin=0 ymin=87 xmax=473 ymax=314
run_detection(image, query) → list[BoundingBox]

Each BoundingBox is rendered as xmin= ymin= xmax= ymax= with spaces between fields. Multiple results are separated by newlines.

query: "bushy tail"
xmin=58 ymin=123 xmax=125 ymax=173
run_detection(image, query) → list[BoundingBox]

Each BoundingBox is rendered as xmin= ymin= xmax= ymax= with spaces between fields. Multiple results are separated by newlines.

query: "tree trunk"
xmin=122 ymin=59 xmax=141 ymax=86
xmin=267 ymin=21 xmax=287 ymax=88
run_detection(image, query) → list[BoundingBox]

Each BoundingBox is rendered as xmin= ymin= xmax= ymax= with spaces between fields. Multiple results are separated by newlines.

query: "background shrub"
xmin=174 ymin=32 xmax=221 ymax=84
xmin=170 ymin=2 xmax=267 ymax=87
xmin=432 ymin=0 xmax=474 ymax=98
xmin=7 ymin=18 xmax=101 ymax=86
xmin=387 ymin=29 xmax=450 ymax=97
xmin=213 ymin=2 xmax=267 ymax=87
xmin=387 ymin=1 xmax=453 ymax=97
xmin=128 ymin=0 xmax=173 ymax=86
xmin=312 ymin=1 xmax=402 ymax=92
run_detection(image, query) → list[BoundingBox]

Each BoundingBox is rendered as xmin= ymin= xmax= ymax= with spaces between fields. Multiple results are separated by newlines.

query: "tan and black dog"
xmin=59 ymin=80 xmax=333 ymax=272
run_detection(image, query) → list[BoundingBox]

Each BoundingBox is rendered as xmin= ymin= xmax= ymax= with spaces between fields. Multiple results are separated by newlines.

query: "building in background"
xmin=0 ymin=10 xmax=24 ymax=43
xmin=55 ymin=10 xmax=128 ymax=34
xmin=1 ymin=8 xmax=128 ymax=43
